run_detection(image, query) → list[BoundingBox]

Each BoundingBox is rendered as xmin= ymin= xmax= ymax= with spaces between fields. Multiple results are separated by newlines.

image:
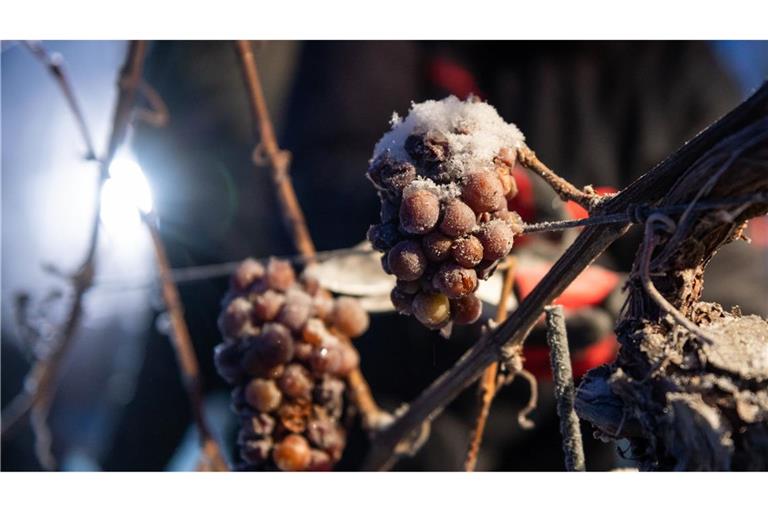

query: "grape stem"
xmin=233 ymin=41 xmax=386 ymax=434
xmin=463 ymin=257 xmax=516 ymax=471
xmin=363 ymin=81 xmax=768 ymax=470
xmin=517 ymin=146 xmax=603 ymax=211
xmin=1 ymin=42 xmax=148 ymax=469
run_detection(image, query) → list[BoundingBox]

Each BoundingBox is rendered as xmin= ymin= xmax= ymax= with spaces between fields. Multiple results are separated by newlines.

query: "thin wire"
xmin=39 ymin=194 xmax=766 ymax=293
xmin=522 ymin=193 xmax=767 ymax=234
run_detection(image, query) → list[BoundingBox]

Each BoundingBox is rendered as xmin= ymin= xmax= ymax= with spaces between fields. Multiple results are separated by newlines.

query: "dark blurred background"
xmin=2 ymin=41 xmax=767 ymax=471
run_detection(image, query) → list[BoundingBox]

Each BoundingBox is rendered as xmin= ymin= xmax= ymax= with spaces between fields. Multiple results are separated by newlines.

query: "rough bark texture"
xmin=575 ymin=106 xmax=768 ymax=470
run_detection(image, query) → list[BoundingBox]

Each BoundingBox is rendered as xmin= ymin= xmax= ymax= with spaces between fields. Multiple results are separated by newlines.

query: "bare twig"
xmin=545 ymin=305 xmax=585 ymax=472
xmin=233 ymin=40 xmax=384 ymax=432
xmin=142 ymin=213 xmax=228 ymax=471
xmin=362 ymin=82 xmax=768 ymax=470
xmin=23 ymin=41 xmax=98 ymax=161
xmin=517 ymin=146 xmax=600 ymax=211
xmin=1 ymin=42 xmax=147 ymax=469
xmin=464 ymin=257 xmax=516 ymax=471
xmin=234 ymin=40 xmax=316 ymax=261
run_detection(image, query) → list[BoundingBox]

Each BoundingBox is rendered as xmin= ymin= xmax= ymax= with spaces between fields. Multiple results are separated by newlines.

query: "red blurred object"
xmin=515 ymin=262 xmax=620 ymax=310
xmin=748 ymin=215 xmax=768 ymax=247
xmin=522 ymin=333 xmax=618 ymax=379
xmin=428 ymin=56 xmax=483 ymax=99
xmin=508 ymin=164 xmax=536 ymax=223
xmin=563 ymin=186 xmax=618 ymax=220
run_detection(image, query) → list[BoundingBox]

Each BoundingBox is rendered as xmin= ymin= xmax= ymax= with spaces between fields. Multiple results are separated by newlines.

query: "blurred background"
xmin=2 ymin=40 xmax=767 ymax=471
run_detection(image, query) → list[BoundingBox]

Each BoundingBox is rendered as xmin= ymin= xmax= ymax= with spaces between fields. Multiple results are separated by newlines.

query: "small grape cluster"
xmin=367 ymin=101 xmax=524 ymax=332
xmin=215 ymin=257 xmax=370 ymax=471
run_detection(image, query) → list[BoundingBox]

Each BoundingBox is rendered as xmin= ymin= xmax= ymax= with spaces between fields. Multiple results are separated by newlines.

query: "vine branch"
xmin=363 ymin=81 xmax=768 ymax=471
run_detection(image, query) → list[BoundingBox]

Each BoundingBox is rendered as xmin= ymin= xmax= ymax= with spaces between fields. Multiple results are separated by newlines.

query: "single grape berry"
xmin=335 ymin=343 xmax=360 ymax=377
xmin=272 ymin=434 xmax=311 ymax=471
xmin=422 ymin=231 xmax=453 ymax=262
xmin=380 ymin=161 xmax=417 ymax=193
xmin=493 ymin=209 xmax=524 ymax=234
xmin=245 ymin=378 xmax=282 ymax=413
xmin=311 ymin=289 xmax=335 ymax=320
xmin=411 ymin=292 xmax=451 ymax=328
xmin=252 ymin=289 xmax=284 ymax=322
xmin=331 ymin=297 xmax=370 ymax=338
xmin=265 ymin=258 xmax=295 ymax=292
xmin=310 ymin=346 xmax=343 ymax=376
xmin=451 ymin=294 xmax=483 ymax=325
xmin=399 ymin=188 xmax=440 ymax=235
xmin=367 ymin=222 xmax=401 ymax=252
xmin=477 ymin=220 xmax=515 ymax=261
xmin=231 ymin=258 xmax=265 ymax=291
xmin=439 ymin=199 xmax=476 ymax=237
xmin=301 ymin=318 xmax=327 ymax=346
xmin=278 ymin=364 xmax=314 ymax=400
xmin=277 ymin=288 xmax=313 ymax=332
xmin=451 ymin=235 xmax=484 ymax=268
xmin=461 ymin=171 xmax=505 ymax=214
xmin=405 ymin=130 xmax=450 ymax=164
xmin=390 ymin=287 xmax=414 ymax=315
xmin=432 ymin=263 xmax=478 ymax=299
xmin=218 ymin=297 xmax=254 ymax=339
xmin=241 ymin=324 xmax=294 ymax=375
xmin=387 ymin=240 xmax=427 ymax=281
xmin=214 ymin=341 xmax=245 ymax=384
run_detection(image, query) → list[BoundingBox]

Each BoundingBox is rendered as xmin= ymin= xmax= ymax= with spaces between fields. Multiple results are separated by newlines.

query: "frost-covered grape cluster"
xmin=215 ymin=257 xmax=369 ymax=471
xmin=367 ymin=96 xmax=525 ymax=332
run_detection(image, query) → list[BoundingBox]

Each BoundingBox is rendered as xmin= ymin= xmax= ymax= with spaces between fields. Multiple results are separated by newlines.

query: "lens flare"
xmin=100 ymin=156 xmax=153 ymax=233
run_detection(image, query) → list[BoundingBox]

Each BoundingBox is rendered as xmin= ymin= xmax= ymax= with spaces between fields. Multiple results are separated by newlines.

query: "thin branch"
xmin=142 ymin=213 xmax=228 ymax=471
xmin=233 ymin=40 xmax=384 ymax=432
xmin=362 ymin=82 xmax=768 ymax=470
xmin=517 ymin=146 xmax=600 ymax=211
xmin=1 ymin=42 xmax=148 ymax=469
xmin=234 ymin=40 xmax=316 ymax=261
xmin=23 ymin=41 xmax=98 ymax=161
xmin=463 ymin=257 xmax=516 ymax=471
xmin=545 ymin=305 xmax=585 ymax=472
